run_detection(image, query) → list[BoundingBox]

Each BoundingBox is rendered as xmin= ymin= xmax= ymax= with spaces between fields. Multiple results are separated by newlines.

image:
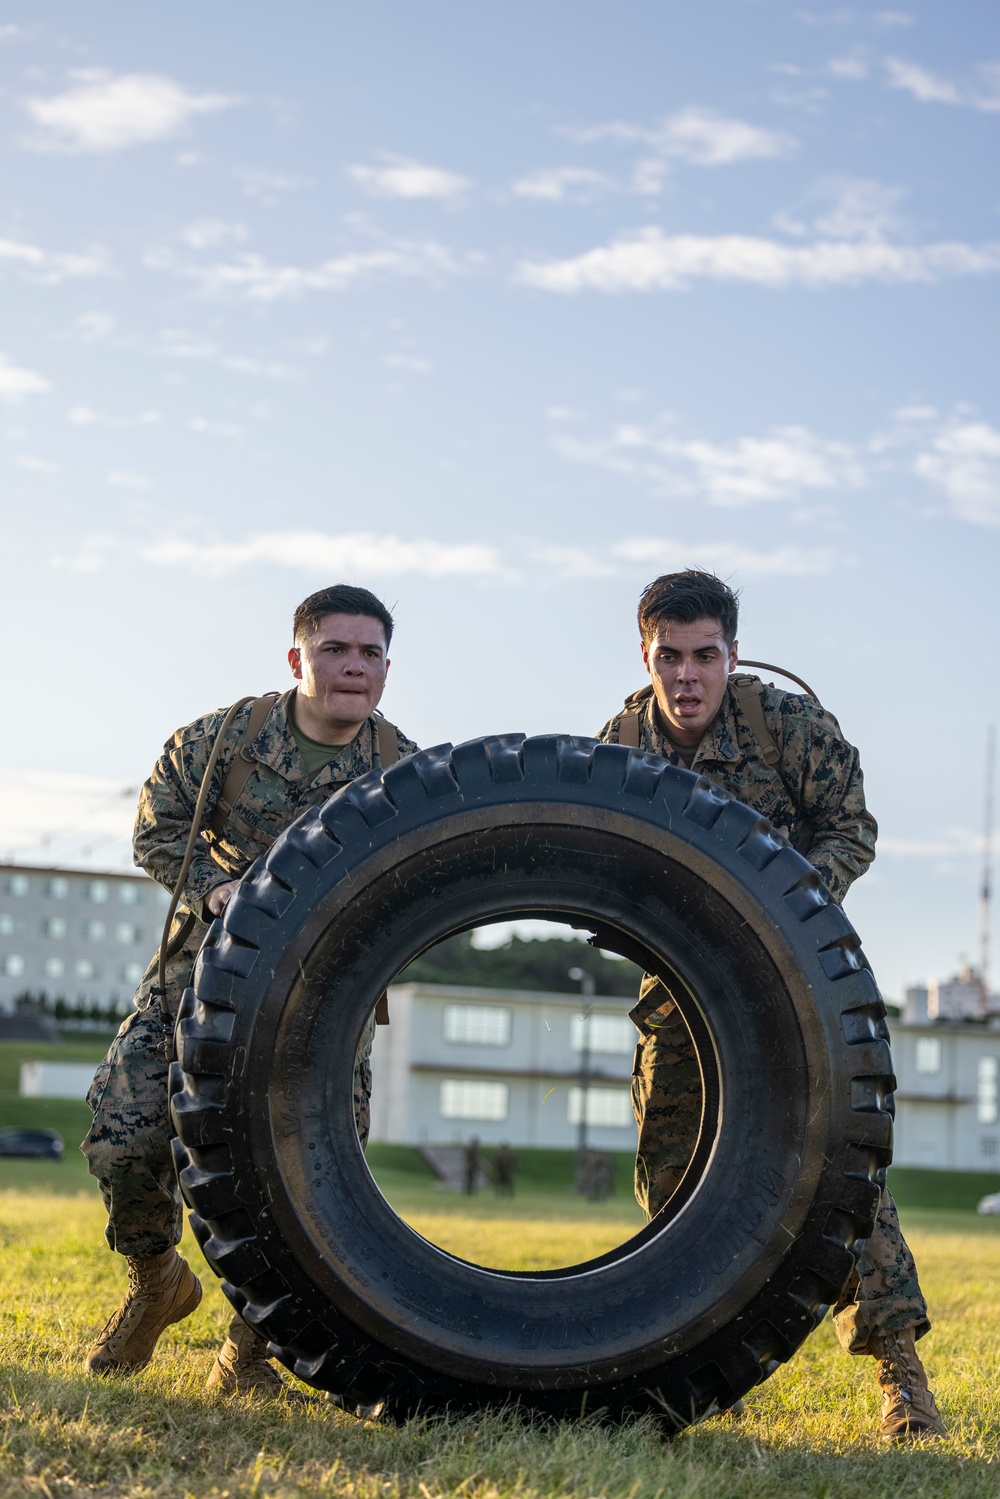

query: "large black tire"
xmin=170 ymin=734 xmax=893 ymax=1430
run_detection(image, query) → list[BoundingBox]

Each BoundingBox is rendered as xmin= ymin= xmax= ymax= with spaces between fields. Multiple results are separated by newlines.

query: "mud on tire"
xmin=169 ymin=734 xmax=893 ymax=1430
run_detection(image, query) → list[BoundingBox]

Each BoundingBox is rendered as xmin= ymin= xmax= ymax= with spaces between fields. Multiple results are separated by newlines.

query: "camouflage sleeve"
xmin=595 ymin=714 xmax=620 ymax=744
xmin=132 ymin=705 xmax=245 ymax=912
xmin=393 ymin=731 xmax=420 ymax=759
xmin=774 ymin=694 xmax=878 ymax=903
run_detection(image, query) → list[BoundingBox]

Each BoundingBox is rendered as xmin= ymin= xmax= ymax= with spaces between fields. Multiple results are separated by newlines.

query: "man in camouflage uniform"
xmin=82 ymin=583 xmax=417 ymax=1398
xmin=597 ymin=569 xmax=946 ymax=1442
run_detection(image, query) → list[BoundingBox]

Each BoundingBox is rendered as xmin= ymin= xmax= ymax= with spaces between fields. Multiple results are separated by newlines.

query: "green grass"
xmin=2 ymin=1187 xmax=1000 ymax=1497
xmin=3 ymin=1038 xmax=1000 ymax=1493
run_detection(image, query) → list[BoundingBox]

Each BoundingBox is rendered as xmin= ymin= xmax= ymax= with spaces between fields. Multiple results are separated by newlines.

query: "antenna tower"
xmin=981 ymin=725 xmax=996 ymax=1018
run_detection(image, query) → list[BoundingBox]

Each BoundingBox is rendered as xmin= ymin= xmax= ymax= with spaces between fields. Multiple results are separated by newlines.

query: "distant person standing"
xmin=495 ymin=1142 xmax=517 ymax=1197
xmin=463 ymin=1137 xmax=481 ymax=1195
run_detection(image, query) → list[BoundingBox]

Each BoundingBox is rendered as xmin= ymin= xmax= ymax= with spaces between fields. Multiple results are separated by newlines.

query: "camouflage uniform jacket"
xmin=131 ymin=690 xmax=417 ymax=1013
xmin=597 ymin=677 xmax=876 ymax=906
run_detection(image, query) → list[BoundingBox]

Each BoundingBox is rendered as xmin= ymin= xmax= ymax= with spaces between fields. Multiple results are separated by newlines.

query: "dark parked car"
xmin=0 ymin=1127 xmax=64 ymax=1160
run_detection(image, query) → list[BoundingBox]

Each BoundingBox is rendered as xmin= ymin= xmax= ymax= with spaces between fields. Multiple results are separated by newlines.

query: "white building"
xmin=890 ymin=996 xmax=1000 ymax=1170
xmin=0 ymin=863 xmax=171 ymax=1014
xmin=370 ymin=982 xmax=638 ymax=1152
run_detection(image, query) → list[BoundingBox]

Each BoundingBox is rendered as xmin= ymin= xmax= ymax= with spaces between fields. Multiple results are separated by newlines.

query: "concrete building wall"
xmin=0 ymin=864 xmax=171 ymax=1014
xmin=890 ymin=1018 xmax=1000 ymax=1171
xmin=370 ymin=982 xmax=638 ymax=1152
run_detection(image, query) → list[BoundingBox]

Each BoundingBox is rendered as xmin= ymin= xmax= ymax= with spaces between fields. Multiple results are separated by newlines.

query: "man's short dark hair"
xmin=637 ymin=570 xmax=740 ymax=646
xmin=293 ymin=585 xmax=395 ymax=648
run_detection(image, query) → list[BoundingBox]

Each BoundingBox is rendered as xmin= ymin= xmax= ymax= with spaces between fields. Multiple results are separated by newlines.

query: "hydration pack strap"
xmin=373 ymin=716 xmax=400 ymax=767
xmin=210 ymin=693 xmax=281 ymax=837
xmin=729 ymin=674 xmax=781 ymax=769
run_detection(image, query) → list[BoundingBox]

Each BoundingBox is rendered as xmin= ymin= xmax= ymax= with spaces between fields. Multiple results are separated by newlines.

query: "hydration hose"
xmin=155 ymin=695 xmax=255 ymax=1062
xmin=738 ymin=659 xmax=819 ymax=701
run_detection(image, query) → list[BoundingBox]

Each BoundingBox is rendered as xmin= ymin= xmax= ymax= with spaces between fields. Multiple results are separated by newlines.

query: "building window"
xmin=122 ymin=961 xmax=145 ymax=984
xmin=571 ymin=1013 xmax=636 ymax=1055
xmin=44 ymin=916 xmax=68 ymax=940
xmin=0 ymin=913 xmax=19 ymax=936
xmin=119 ymin=884 xmax=141 ymax=906
xmin=44 ymin=956 xmax=65 ymax=979
xmin=87 ymin=880 xmax=109 ymax=904
xmin=440 ymin=1079 xmax=509 ymax=1121
xmin=46 ymin=877 xmax=69 ymax=899
xmin=84 ymin=919 xmax=107 ymax=942
xmin=75 ymin=958 xmax=98 ymax=980
xmin=915 ymin=1037 xmax=942 ymax=1074
xmin=568 ymin=1086 xmax=634 ymax=1129
xmin=116 ymin=922 xmax=140 ymax=945
xmin=980 ymin=1137 xmax=998 ymax=1159
xmin=4 ymin=874 xmax=29 ymax=896
xmin=978 ymin=1057 xmax=999 ymax=1125
xmin=442 ymin=1004 xmax=512 ymax=1046
xmin=1 ymin=954 xmax=26 ymax=977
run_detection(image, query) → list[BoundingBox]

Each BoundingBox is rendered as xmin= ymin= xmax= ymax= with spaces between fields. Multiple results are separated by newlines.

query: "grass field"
xmin=3 ymin=1036 xmax=1000 ymax=1496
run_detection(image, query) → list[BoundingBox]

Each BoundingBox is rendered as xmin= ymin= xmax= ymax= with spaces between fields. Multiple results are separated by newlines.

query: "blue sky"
xmin=1 ymin=2 xmax=998 ymax=1000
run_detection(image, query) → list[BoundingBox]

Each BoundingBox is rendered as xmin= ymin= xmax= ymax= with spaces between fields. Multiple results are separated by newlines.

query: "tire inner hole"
xmin=362 ymin=915 xmax=709 ymax=1273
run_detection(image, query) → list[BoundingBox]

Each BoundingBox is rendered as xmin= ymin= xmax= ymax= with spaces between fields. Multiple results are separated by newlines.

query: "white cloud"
xmin=911 ymin=418 xmax=1000 ymax=527
xmin=384 ymin=352 xmax=433 ymax=374
xmin=68 ymin=311 xmax=118 ymax=343
xmin=23 ymin=70 xmax=237 ymax=153
xmin=45 ymin=528 xmax=838 ymax=586
xmin=54 ymin=531 xmax=510 ymax=580
xmin=16 ymin=454 xmax=58 ymax=476
xmin=885 ymin=56 xmax=962 ymax=105
xmin=612 ymin=539 xmax=837 ymax=576
xmin=68 ymin=405 xmax=161 ymax=428
xmin=553 ymin=417 xmax=866 ymax=507
xmin=0 ymin=236 xmax=109 ymax=283
xmin=873 ymin=11 xmax=914 ymax=27
xmin=775 ymin=178 xmax=906 ymax=242
xmin=239 ymin=169 xmax=311 ymax=202
xmin=548 ymin=402 xmax=1000 ymax=531
xmin=0 ymin=354 xmax=51 ymax=402
xmin=108 ymin=470 xmax=152 ymax=491
xmin=148 ymin=235 xmax=476 ymax=300
xmin=152 ymin=329 xmax=301 ymax=381
xmin=348 ymin=154 xmax=471 ymax=200
xmin=517 ymin=228 xmax=1000 ymax=293
xmin=885 ymin=56 xmax=1000 ymax=111
xmin=177 ymin=219 xmax=249 ymax=250
xmin=878 ymin=828 xmax=982 ymax=859
xmin=563 ymin=107 xmax=794 ymax=167
xmin=827 ymin=53 xmax=869 ymax=80
xmin=190 ymin=416 xmax=242 ymax=437
xmin=511 ymin=167 xmax=614 ymax=202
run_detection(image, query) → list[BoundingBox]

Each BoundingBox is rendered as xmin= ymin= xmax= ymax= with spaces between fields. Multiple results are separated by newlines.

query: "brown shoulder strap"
xmin=730 ymin=675 xmax=781 ymax=768
xmin=618 ymin=707 xmax=641 ymax=749
xmin=210 ymin=693 xmax=280 ymax=834
xmin=373 ymin=716 xmax=400 ymax=768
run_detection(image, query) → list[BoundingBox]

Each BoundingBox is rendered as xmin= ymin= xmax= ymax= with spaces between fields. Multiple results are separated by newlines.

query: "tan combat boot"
xmin=870 ymin=1328 xmax=947 ymax=1440
xmin=85 ymin=1248 xmax=202 ymax=1374
xmin=205 ymin=1313 xmax=312 ymax=1402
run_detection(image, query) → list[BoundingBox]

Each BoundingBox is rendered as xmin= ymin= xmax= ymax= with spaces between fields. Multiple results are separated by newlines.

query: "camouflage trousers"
xmin=631 ymin=981 xmax=930 ymax=1355
xmin=82 ymin=928 xmax=374 ymax=1258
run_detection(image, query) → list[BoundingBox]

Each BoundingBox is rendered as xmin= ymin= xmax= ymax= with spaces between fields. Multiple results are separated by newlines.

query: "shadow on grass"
xmin=2 ymin=1357 xmax=996 ymax=1499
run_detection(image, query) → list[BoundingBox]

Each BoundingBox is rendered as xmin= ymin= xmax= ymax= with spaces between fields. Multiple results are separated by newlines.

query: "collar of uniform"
xmin=692 ymin=683 xmax=741 ymax=766
xmin=245 ymin=690 xmax=375 ymax=787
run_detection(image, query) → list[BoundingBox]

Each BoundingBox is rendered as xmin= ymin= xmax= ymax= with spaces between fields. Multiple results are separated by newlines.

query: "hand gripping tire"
xmin=169 ymin=735 xmax=893 ymax=1430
